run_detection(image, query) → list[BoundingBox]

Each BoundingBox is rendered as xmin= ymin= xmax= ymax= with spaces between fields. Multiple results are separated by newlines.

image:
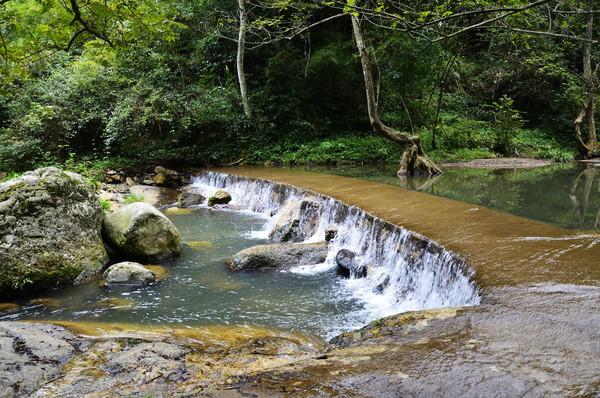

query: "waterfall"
xmin=191 ymin=171 xmax=481 ymax=333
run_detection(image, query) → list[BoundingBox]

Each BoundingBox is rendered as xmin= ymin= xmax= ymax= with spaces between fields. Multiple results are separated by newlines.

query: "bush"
xmin=491 ymin=96 xmax=524 ymax=155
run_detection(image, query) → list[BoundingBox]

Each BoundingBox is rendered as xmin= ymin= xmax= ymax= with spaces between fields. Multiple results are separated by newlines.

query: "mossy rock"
xmin=0 ymin=167 xmax=108 ymax=295
xmin=103 ymin=202 xmax=181 ymax=261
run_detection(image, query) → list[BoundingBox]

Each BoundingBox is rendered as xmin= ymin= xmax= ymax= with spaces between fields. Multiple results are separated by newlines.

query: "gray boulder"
xmin=228 ymin=242 xmax=328 ymax=271
xmin=177 ymin=186 xmax=205 ymax=208
xmin=103 ymin=202 xmax=181 ymax=261
xmin=207 ymin=190 xmax=232 ymax=206
xmin=0 ymin=167 xmax=108 ymax=293
xmin=103 ymin=262 xmax=156 ymax=285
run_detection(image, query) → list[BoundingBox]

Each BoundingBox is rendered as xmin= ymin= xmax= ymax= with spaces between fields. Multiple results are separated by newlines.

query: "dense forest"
xmin=0 ymin=0 xmax=597 ymax=175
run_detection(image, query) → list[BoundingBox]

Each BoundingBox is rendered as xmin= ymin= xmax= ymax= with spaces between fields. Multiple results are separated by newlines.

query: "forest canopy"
xmin=0 ymin=0 xmax=597 ymax=173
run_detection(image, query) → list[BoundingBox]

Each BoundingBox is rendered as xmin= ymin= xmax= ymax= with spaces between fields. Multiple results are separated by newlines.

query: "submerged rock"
xmin=336 ymin=249 xmax=367 ymax=278
xmin=103 ymin=262 xmax=156 ymax=285
xmin=227 ymin=242 xmax=328 ymax=271
xmin=102 ymin=202 xmax=181 ymax=261
xmin=0 ymin=167 xmax=108 ymax=293
xmin=177 ymin=186 xmax=205 ymax=208
xmin=208 ymin=190 xmax=232 ymax=206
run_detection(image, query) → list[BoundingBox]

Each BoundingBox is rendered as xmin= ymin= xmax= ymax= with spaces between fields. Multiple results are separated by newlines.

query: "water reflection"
xmin=302 ymin=163 xmax=600 ymax=231
xmin=569 ymin=167 xmax=600 ymax=230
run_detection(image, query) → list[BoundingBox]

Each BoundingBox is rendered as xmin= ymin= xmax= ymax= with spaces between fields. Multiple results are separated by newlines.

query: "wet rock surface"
xmin=0 ymin=322 xmax=80 ymax=398
xmin=269 ymin=199 xmax=321 ymax=242
xmin=335 ymin=249 xmax=367 ymax=278
xmin=103 ymin=202 xmax=181 ymax=262
xmin=0 ymin=167 xmax=108 ymax=293
xmin=227 ymin=242 xmax=328 ymax=271
xmin=208 ymin=190 xmax=232 ymax=206
xmin=177 ymin=186 xmax=205 ymax=208
xmin=103 ymin=262 xmax=156 ymax=285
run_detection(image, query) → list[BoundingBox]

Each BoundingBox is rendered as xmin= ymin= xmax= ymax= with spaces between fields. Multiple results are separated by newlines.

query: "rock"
xmin=208 ymin=190 xmax=232 ymax=206
xmin=104 ymin=170 xmax=124 ymax=184
xmin=270 ymin=199 xmax=321 ymax=242
xmin=0 ymin=167 xmax=108 ymax=293
xmin=228 ymin=242 xmax=328 ymax=271
xmin=154 ymin=166 xmax=167 ymax=175
xmin=177 ymin=186 xmax=205 ymax=208
xmin=129 ymin=185 xmax=179 ymax=207
xmin=373 ymin=275 xmax=390 ymax=294
xmin=103 ymin=262 xmax=156 ymax=285
xmin=102 ymin=341 xmax=189 ymax=385
xmin=125 ymin=177 xmax=136 ymax=187
xmin=336 ymin=249 xmax=367 ymax=278
xmin=0 ymin=322 xmax=79 ymax=398
xmin=325 ymin=225 xmax=338 ymax=242
xmin=103 ymin=202 xmax=181 ymax=261
xmin=153 ymin=172 xmax=167 ymax=186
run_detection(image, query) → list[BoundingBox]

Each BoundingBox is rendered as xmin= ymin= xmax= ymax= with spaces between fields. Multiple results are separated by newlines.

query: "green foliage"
xmin=99 ymin=198 xmax=112 ymax=211
xmin=0 ymin=172 xmax=22 ymax=182
xmin=249 ymin=135 xmax=402 ymax=164
xmin=124 ymin=194 xmax=145 ymax=204
xmin=491 ymin=96 xmax=524 ymax=155
xmin=0 ymin=0 xmax=587 ymax=173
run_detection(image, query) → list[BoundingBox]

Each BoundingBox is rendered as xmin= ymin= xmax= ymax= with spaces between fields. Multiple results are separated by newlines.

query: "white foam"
xmin=191 ymin=172 xmax=481 ymax=336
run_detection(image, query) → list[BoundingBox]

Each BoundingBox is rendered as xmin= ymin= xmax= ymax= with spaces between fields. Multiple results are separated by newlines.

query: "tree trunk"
xmin=237 ymin=0 xmax=251 ymax=118
xmin=575 ymin=0 xmax=598 ymax=157
xmin=350 ymin=15 xmax=441 ymax=177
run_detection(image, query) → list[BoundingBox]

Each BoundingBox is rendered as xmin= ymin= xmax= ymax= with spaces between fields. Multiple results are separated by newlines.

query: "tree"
xmin=325 ymin=0 xmax=600 ymax=175
xmin=575 ymin=0 xmax=599 ymax=158
xmin=350 ymin=15 xmax=441 ymax=176
xmin=237 ymin=0 xmax=251 ymax=117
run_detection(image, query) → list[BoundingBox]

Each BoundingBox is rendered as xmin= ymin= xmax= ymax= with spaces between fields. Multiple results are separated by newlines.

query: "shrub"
xmin=123 ymin=194 xmax=145 ymax=204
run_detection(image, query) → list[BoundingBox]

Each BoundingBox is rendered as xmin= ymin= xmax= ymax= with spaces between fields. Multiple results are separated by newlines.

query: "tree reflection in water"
xmin=569 ymin=166 xmax=600 ymax=230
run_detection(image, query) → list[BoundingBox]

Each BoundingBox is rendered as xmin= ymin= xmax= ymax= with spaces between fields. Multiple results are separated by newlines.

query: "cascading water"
xmin=191 ymin=172 xmax=481 ymax=334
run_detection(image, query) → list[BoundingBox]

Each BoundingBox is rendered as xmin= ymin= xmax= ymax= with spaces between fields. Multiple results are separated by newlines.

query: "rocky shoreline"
xmin=0 ymin=167 xmax=598 ymax=397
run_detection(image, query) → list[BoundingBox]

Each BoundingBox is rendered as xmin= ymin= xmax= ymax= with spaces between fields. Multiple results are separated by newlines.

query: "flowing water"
xmin=1 ymin=172 xmax=480 ymax=339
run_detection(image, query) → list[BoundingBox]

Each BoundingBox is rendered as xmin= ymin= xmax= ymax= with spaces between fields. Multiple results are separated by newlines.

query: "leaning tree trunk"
xmin=575 ymin=0 xmax=598 ymax=158
xmin=350 ymin=15 xmax=441 ymax=177
xmin=237 ymin=0 xmax=251 ymax=118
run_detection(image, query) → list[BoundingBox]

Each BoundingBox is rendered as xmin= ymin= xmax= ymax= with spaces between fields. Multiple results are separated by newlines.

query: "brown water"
xmin=212 ymin=167 xmax=600 ymax=289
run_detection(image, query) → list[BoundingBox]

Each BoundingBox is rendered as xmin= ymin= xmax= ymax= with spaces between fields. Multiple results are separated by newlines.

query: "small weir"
xmin=192 ymin=172 xmax=481 ymax=326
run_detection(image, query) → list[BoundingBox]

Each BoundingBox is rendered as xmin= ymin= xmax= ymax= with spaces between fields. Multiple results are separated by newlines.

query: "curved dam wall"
xmin=192 ymin=171 xmax=481 ymax=320
xmin=207 ymin=167 xmax=600 ymax=288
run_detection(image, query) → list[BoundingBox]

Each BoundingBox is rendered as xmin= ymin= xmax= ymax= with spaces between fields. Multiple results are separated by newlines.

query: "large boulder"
xmin=103 ymin=262 xmax=156 ymax=285
xmin=207 ymin=190 xmax=232 ymax=206
xmin=103 ymin=202 xmax=181 ymax=261
xmin=0 ymin=167 xmax=108 ymax=293
xmin=228 ymin=242 xmax=328 ymax=271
